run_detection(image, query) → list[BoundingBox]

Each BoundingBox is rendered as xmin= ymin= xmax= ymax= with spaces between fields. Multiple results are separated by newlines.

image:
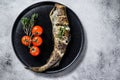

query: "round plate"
xmin=12 ymin=1 xmax=84 ymax=73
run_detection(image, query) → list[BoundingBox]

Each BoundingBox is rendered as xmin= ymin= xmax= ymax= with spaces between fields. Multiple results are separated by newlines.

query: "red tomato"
xmin=32 ymin=25 xmax=43 ymax=36
xmin=30 ymin=46 xmax=40 ymax=56
xmin=32 ymin=36 xmax=43 ymax=46
xmin=21 ymin=36 xmax=31 ymax=46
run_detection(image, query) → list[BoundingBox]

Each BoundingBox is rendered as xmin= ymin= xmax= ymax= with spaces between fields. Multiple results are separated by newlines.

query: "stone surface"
xmin=0 ymin=0 xmax=120 ymax=80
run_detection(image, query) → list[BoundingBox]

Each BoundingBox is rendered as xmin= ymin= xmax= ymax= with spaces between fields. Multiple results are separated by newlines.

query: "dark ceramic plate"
xmin=12 ymin=1 xmax=84 ymax=73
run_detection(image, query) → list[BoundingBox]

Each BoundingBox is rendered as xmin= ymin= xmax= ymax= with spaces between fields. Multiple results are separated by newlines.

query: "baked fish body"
xmin=27 ymin=4 xmax=71 ymax=72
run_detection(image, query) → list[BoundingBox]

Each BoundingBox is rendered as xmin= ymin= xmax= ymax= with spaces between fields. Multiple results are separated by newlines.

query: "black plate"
xmin=12 ymin=1 xmax=84 ymax=73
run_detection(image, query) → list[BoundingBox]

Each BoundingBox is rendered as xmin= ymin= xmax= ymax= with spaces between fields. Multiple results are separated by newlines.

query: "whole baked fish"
xmin=26 ymin=3 xmax=71 ymax=72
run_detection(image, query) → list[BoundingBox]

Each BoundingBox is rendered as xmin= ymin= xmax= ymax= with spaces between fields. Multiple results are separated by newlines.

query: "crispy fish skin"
xmin=27 ymin=4 xmax=70 ymax=72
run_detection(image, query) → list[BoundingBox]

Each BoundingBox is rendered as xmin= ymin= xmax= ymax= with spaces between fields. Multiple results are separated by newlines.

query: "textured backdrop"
xmin=0 ymin=0 xmax=120 ymax=80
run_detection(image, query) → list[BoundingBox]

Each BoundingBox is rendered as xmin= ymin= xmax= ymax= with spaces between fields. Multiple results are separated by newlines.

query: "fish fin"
xmin=52 ymin=61 xmax=60 ymax=68
xmin=51 ymin=59 xmax=61 ymax=68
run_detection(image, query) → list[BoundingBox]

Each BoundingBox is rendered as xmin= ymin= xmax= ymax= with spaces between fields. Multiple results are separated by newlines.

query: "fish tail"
xmin=25 ymin=64 xmax=49 ymax=72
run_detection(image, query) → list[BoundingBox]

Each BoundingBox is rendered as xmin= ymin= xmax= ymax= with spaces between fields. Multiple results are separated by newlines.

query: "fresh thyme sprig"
xmin=21 ymin=13 xmax=38 ymax=36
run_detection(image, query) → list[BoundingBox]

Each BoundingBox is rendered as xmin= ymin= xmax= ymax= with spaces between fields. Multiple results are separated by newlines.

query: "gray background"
xmin=0 ymin=0 xmax=120 ymax=80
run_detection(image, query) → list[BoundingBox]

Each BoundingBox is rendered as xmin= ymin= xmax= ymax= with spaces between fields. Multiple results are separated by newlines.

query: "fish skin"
xmin=27 ymin=3 xmax=71 ymax=72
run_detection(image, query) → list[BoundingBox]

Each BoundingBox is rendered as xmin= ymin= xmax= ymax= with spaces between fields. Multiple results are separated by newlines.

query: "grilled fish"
xmin=26 ymin=3 xmax=71 ymax=72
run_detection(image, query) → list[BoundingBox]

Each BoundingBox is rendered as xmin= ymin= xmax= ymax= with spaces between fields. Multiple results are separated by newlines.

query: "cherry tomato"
xmin=32 ymin=25 xmax=43 ymax=36
xmin=32 ymin=36 xmax=43 ymax=46
xmin=30 ymin=46 xmax=40 ymax=56
xmin=21 ymin=36 xmax=31 ymax=46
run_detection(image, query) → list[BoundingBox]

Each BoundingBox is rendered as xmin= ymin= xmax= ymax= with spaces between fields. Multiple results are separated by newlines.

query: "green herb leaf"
xmin=20 ymin=13 xmax=38 ymax=36
xmin=30 ymin=13 xmax=38 ymax=27
xmin=21 ymin=17 xmax=30 ymax=30
xmin=58 ymin=26 xmax=66 ymax=38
